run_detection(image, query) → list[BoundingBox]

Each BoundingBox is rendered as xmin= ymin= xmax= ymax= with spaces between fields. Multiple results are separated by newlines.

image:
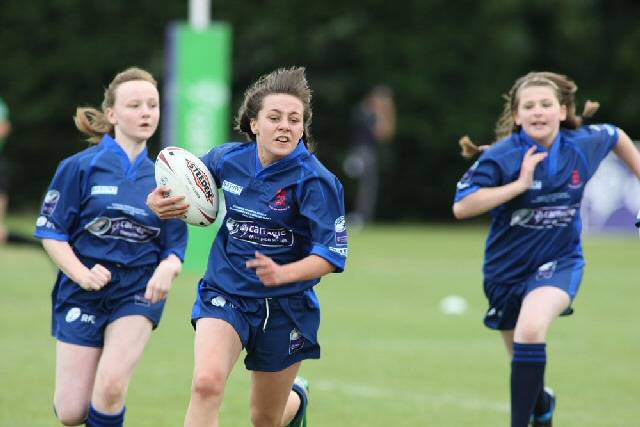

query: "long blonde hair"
xmin=460 ymin=71 xmax=599 ymax=158
xmin=73 ymin=67 xmax=157 ymax=144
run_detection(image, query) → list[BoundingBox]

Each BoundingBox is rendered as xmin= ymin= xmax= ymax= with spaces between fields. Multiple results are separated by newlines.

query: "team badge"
xmin=269 ymin=188 xmax=290 ymax=211
xmin=334 ymin=216 xmax=348 ymax=245
xmin=536 ymin=261 xmax=557 ymax=280
xmin=41 ymin=190 xmax=60 ymax=216
xmin=288 ymin=328 xmax=304 ymax=354
xmin=568 ymin=169 xmax=583 ymax=189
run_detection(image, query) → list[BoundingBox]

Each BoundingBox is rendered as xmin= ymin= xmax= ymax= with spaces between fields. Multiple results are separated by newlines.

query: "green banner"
xmin=164 ymin=22 xmax=232 ymax=273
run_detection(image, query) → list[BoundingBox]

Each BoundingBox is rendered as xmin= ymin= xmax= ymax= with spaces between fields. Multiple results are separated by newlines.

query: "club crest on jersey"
xmin=568 ymin=169 xmax=583 ymax=189
xmin=41 ymin=190 xmax=60 ymax=216
xmin=269 ymin=188 xmax=290 ymax=211
xmin=288 ymin=328 xmax=304 ymax=354
xmin=334 ymin=216 xmax=348 ymax=245
xmin=185 ymin=159 xmax=215 ymax=203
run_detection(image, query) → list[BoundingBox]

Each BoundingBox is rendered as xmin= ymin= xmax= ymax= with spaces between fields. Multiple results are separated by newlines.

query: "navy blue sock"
xmin=511 ymin=342 xmax=546 ymax=427
xmin=86 ymin=403 xmax=126 ymax=427
xmin=534 ymin=386 xmax=551 ymax=416
xmin=289 ymin=382 xmax=308 ymax=427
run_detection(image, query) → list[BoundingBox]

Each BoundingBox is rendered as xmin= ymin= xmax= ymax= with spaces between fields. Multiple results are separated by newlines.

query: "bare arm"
xmin=613 ymin=129 xmax=640 ymax=179
xmin=41 ymin=239 xmax=111 ymax=290
xmin=144 ymin=254 xmax=182 ymax=303
xmin=246 ymin=252 xmax=336 ymax=286
xmin=452 ymin=146 xmax=547 ymax=219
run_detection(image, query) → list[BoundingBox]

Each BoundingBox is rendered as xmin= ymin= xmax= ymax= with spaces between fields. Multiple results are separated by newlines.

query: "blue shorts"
xmin=51 ymin=259 xmax=164 ymax=347
xmin=191 ymin=280 xmax=321 ymax=372
xmin=483 ymin=255 xmax=585 ymax=330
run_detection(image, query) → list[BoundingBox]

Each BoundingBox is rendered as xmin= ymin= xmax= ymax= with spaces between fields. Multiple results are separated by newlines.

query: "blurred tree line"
xmin=1 ymin=0 xmax=639 ymax=220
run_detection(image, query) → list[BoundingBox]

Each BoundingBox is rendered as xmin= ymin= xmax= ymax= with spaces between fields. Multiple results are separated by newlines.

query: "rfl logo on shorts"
xmin=288 ymin=328 xmax=304 ymax=355
xmin=65 ymin=307 xmax=96 ymax=324
xmin=536 ymin=260 xmax=557 ymax=280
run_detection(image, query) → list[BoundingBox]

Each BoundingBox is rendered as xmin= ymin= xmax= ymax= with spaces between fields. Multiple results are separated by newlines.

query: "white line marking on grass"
xmin=314 ymin=379 xmax=508 ymax=413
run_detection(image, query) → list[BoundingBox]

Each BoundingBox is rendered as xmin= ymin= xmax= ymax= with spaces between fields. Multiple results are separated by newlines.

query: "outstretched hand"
xmin=146 ymin=186 xmax=189 ymax=220
xmin=518 ymin=146 xmax=548 ymax=190
xmin=246 ymin=251 xmax=289 ymax=286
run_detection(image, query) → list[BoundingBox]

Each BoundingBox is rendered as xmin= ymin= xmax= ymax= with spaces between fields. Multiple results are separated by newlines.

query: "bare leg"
xmin=250 ymin=362 xmax=301 ymax=427
xmin=91 ymin=315 xmax=153 ymax=413
xmin=184 ymin=318 xmax=243 ymax=427
xmin=54 ymin=341 xmax=102 ymax=425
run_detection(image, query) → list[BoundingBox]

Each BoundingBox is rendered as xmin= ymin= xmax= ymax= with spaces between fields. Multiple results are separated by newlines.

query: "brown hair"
xmin=234 ymin=67 xmax=314 ymax=150
xmin=460 ymin=71 xmax=600 ymax=158
xmin=74 ymin=67 xmax=157 ymax=144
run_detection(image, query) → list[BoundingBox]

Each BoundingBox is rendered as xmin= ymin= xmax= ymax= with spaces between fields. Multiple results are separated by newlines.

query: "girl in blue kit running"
xmin=453 ymin=71 xmax=640 ymax=427
xmin=148 ymin=67 xmax=347 ymax=427
xmin=35 ymin=67 xmax=188 ymax=427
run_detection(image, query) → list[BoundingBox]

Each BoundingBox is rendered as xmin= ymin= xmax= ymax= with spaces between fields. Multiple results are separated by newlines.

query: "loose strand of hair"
xmin=74 ymin=107 xmax=112 ymax=144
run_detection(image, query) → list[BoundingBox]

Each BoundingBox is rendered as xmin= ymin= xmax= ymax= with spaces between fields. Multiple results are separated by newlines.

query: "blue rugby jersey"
xmin=200 ymin=140 xmax=347 ymax=298
xmin=455 ymin=125 xmax=618 ymax=285
xmin=34 ymin=135 xmax=187 ymax=267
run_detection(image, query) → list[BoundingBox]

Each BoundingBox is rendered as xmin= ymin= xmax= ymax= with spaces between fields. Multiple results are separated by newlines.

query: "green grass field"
xmin=1 ymin=215 xmax=638 ymax=426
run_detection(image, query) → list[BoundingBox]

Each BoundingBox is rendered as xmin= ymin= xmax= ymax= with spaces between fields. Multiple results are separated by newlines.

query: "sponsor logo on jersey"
xmin=41 ymin=190 xmax=60 ymax=216
xmin=65 ymin=307 xmax=81 ymax=323
xmin=329 ymin=246 xmax=348 ymax=257
xmin=288 ymin=328 xmax=304 ymax=354
xmin=530 ymin=180 xmax=542 ymax=190
xmin=91 ymin=185 xmax=118 ymax=195
xmin=211 ymin=296 xmax=227 ymax=307
xmin=510 ymin=206 xmax=578 ymax=229
xmin=36 ymin=215 xmax=57 ymax=229
xmin=334 ymin=216 xmax=348 ymax=245
xmin=568 ymin=169 xmax=583 ymax=189
xmin=85 ymin=216 xmax=161 ymax=243
xmin=532 ymin=192 xmax=570 ymax=204
xmin=456 ymin=160 xmax=479 ymax=191
xmin=536 ymin=260 xmax=557 ymax=280
xmin=108 ymin=203 xmax=148 ymax=217
xmin=226 ymin=218 xmax=294 ymax=247
xmin=269 ymin=188 xmax=290 ymax=211
xmin=222 ymin=180 xmax=244 ymax=195
xmin=185 ymin=159 xmax=215 ymax=203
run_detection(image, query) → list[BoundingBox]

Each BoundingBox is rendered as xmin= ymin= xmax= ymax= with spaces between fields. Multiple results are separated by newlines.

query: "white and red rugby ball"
xmin=155 ymin=146 xmax=218 ymax=226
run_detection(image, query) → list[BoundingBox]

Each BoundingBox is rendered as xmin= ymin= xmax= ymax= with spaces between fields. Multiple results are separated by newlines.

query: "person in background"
xmin=147 ymin=66 xmax=347 ymax=427
xmin=34 ymin=67 xmax=187 ymax=427
xmin=343 ymin=85 xmax=395 ymax=229
xmin=0 ymin=95 xmax=12 ymax=243
xmin=453 ymin=71 xmax=640 ymax=427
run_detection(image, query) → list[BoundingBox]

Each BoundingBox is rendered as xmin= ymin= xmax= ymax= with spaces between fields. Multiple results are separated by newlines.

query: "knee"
xmin=95 ymin=376 xmax=127 ymax=407
xmin=53 ymin=403 xmax=88 ymax=426
xmin=250 ymin=407 xmax=280 ymax=427
xmin=514 ymin=319 xmax=547 ymax=343
xmin=191 ymin=371 xmax=226 ymax=402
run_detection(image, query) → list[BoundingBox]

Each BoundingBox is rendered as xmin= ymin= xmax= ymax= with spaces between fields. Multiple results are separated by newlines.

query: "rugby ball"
xmin=155 ymin=146 xmax=218 ymax=226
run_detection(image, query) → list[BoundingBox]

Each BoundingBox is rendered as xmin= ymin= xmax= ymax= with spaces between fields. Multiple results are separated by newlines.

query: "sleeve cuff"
xmin=34 ymin=230 xmax=69 ymax=241
xmin=161 ymin=249 xmax=185 ymax=263
xmin=454 ymin=185 xmax=480 ymax=203
xmin=310 ymin=243 xmax=346 ymax=273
